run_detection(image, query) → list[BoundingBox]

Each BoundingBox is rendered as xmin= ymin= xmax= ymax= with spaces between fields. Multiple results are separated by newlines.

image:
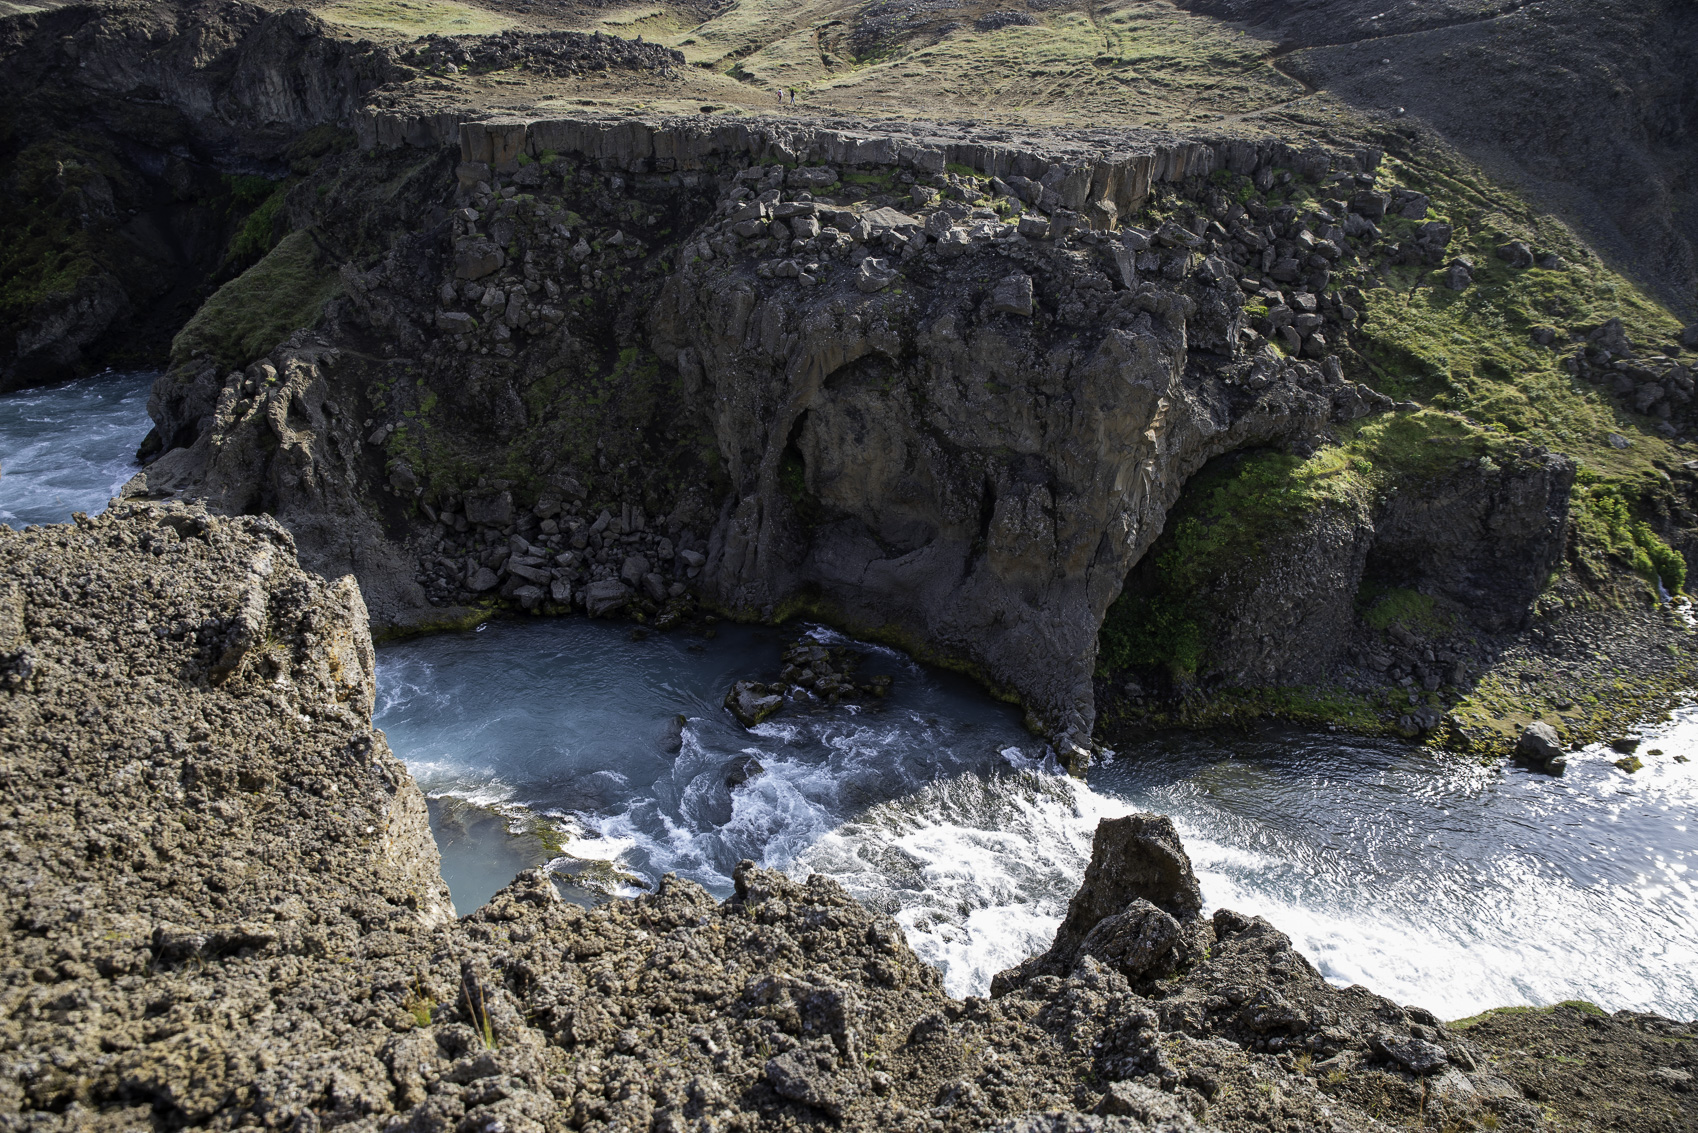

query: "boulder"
xmin=861 ymin=206 xmax=921 ymax=231
xmin=1155 ymin=221 xmax=1203 ymax=250
xmin=1017 ymin=213 xmax=1050 ymax=239
xmin=724 ymin=680 xmax=783 ymax=727
xmin=467 ymin=566 xmax=499 ymax=592
xmin=764 ymin=1051 xmax=833 ymax=1114
xmin=620 ymin=554 xmax=650 ymax=585
xmin=1396 ymin=191 xmax=1430 ymax=219
xmin=856 ymin=257 xmax=898 ymax=293
xmin=661 ymin=713 xmax=687 ymax=754
xmin=1062 ymin=813 xmax=1204 ymax=928
xmin=989 ymin=273 xmax=1035 ymax=317
xmin=1591 ymin=317 xmax=1635 ymax=357
xmin=507 ymin=561 xmax=551 ymax=585
xmin=991 ymin=813 xmax=1203 ymax=993
xmin=1496 ymin=241 xmax=1535 ymax=269
xmin=454 ymin=239 xmax=505 ymax=280
xmin=787 ymin=166 xmax=838 ymax=189
xmin=513 ymin=584 xmax=544 ymax=609
xmin=1094 ymin=1081 xmax=1200 ymax=1129
xmin=436 ymin=310 xmax=477 ymax=334
xmin=1683 ymin=324 xmax=1698 ymax=350
xmin=1074 ymin=899 xmax=1185 ymax=981
xmin=1349 ymin=190 xmax=1389 ymax=219
xmin=723 ymin=753 xmax=766 ymax=787
xmin=582 ymin=578 xmax=633 ymax=617
xmin=464 ymin=490 xmax=514 ymax=527
xmin=1445 ymin=261 xmax=1473 ymax=291
xmin=1370 ymin=1032 xmax=1449 ymax=1075
xmin=1514 ymin=720 xmax=1566 ymax=773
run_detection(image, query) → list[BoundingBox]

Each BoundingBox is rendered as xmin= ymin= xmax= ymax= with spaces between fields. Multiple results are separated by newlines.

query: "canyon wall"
xmin=142 ymin=111 xmax=1443 ymax=752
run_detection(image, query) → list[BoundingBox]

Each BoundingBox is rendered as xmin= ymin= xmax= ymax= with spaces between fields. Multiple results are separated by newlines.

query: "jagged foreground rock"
xmin=3 ymin=506 xmax=1693 ymax=1132
xmin=135 ymin=111 xmax=1582 ymax=754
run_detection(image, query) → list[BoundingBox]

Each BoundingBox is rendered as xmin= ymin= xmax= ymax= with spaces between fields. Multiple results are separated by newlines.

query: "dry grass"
xmin=319 ymin=0 xmax=511 ymax=38
xmin=362 ymin=0 xmax=1306 ymax=128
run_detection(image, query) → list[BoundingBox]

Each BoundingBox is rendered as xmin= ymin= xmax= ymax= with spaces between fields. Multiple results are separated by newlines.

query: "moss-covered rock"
xmin=169 ymin=231 xmax=341 ymax=371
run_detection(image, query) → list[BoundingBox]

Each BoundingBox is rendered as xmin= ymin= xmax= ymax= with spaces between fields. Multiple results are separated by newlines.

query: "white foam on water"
xmin=374 ymin=618 xmax=1698 ymax=1021
xmin=791 ymin=769 xmax=1132 ymax=997
xmin=1180 ymin=823 xmax=1698 ymax=1020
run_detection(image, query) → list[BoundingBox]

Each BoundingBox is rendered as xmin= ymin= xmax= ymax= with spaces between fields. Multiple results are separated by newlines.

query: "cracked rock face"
xmin=146 ymin=115 xmax=1406 ymax=748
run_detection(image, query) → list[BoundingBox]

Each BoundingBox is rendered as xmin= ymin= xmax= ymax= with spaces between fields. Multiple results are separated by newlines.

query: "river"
xmin=0 ymin=370 xmax=155 ymax=527
xmin=375 ymin=616 xmax=1698 ymax=1021
xmin=5 ymin=370 xmax=1695 ymax=1023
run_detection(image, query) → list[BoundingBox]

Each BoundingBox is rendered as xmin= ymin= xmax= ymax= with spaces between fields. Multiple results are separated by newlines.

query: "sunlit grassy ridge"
xmin=1352 ymin=155 xmax=1687 ymax=480
xmin=321 ymin=0 xmax=511 ymax=38
xmin=1096 ymin=140 xmax=1693 ymax=746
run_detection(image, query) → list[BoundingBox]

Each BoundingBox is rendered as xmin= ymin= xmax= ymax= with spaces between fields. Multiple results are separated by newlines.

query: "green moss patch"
xmin=1570 ymin=472 xmax=1686 ymax=594
xmin=1098 ymin=445 xmax=1374 ymax=682
xmin=1450 ymin=1000 xmax=1606 ymax=1029
xmin=171 ymin=230 xmax=340 ymax=370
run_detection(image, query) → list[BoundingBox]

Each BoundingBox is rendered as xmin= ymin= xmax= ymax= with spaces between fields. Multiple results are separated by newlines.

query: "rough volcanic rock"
xmin=992 ymin=813 xmax=1203 ymax=993
xmin=3 ymin=527 xmax=1693 ymax=1131
xmin=1515 ymin=720 xmax=1567 ymax=773
xmin=149 ymin=113 xmax=1392 ymax=749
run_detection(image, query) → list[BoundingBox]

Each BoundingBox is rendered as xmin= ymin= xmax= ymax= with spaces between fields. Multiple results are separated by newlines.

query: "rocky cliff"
xmin=137 ymin=109 xmax=1601 ymax=754
xmin=4 ymin=509 xmax=1692 ymax=1130
xmin=10 ymin=0 xmax=1697 ymax=756
xmin=0 ymin=0 xmax=410 ymax=390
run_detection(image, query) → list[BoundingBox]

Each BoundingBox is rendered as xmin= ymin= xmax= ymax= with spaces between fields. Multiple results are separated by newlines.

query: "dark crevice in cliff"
xmin=0 ymin=0 xmax=398 ymax=394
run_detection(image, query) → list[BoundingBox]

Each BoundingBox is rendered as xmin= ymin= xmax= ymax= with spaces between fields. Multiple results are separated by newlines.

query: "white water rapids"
xmin=374 ymin=618 xmax=1698 ymax=1021
xmin=3 ymin=370 xmax=1692 ymax=1022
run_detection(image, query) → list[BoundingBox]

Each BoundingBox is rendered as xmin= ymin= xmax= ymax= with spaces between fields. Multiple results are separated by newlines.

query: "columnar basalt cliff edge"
xmin=141 ymin=113 xmax=1449 ymax=752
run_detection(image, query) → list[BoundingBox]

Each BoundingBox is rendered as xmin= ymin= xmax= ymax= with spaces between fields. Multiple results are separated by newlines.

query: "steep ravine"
xmin=132 ymin=112 xmax=1602 ymax=754
xmin=8 ymin=0 xmax=1697 ymax=757
xmin=2 ymin=505 xmax=1693 ymax=1132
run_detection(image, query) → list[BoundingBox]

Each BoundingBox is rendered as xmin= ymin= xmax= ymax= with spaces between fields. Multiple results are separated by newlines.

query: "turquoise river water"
xmin=5 ymin=371 xmax=1695 ymax=1021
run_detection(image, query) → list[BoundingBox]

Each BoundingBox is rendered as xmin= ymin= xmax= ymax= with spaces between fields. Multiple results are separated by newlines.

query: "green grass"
xmin=1351 ymin=153 xmax=1686 ymax=480
xmin=1450 ymin=1000 xmax=1606 ymax=1029
xmin=1098 ymin=446 xmax=1371 ymax=681
xmin=171 ymin=231 xmax=340 ymax=370
xmin=1358 ymin=585 xmax=1451 ymax=635
xmin=1570 ymin=473 xmax=1687 ymax=593
xmin=1100 ymin=139 xmax=1694 ymax=706
xmin=1096 ymin=408 xmax=1528 ymax=684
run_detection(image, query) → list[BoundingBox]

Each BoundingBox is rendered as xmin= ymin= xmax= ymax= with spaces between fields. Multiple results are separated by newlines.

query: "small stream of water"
xmin=4 ymin=372 xmax=1694 ymax=1023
